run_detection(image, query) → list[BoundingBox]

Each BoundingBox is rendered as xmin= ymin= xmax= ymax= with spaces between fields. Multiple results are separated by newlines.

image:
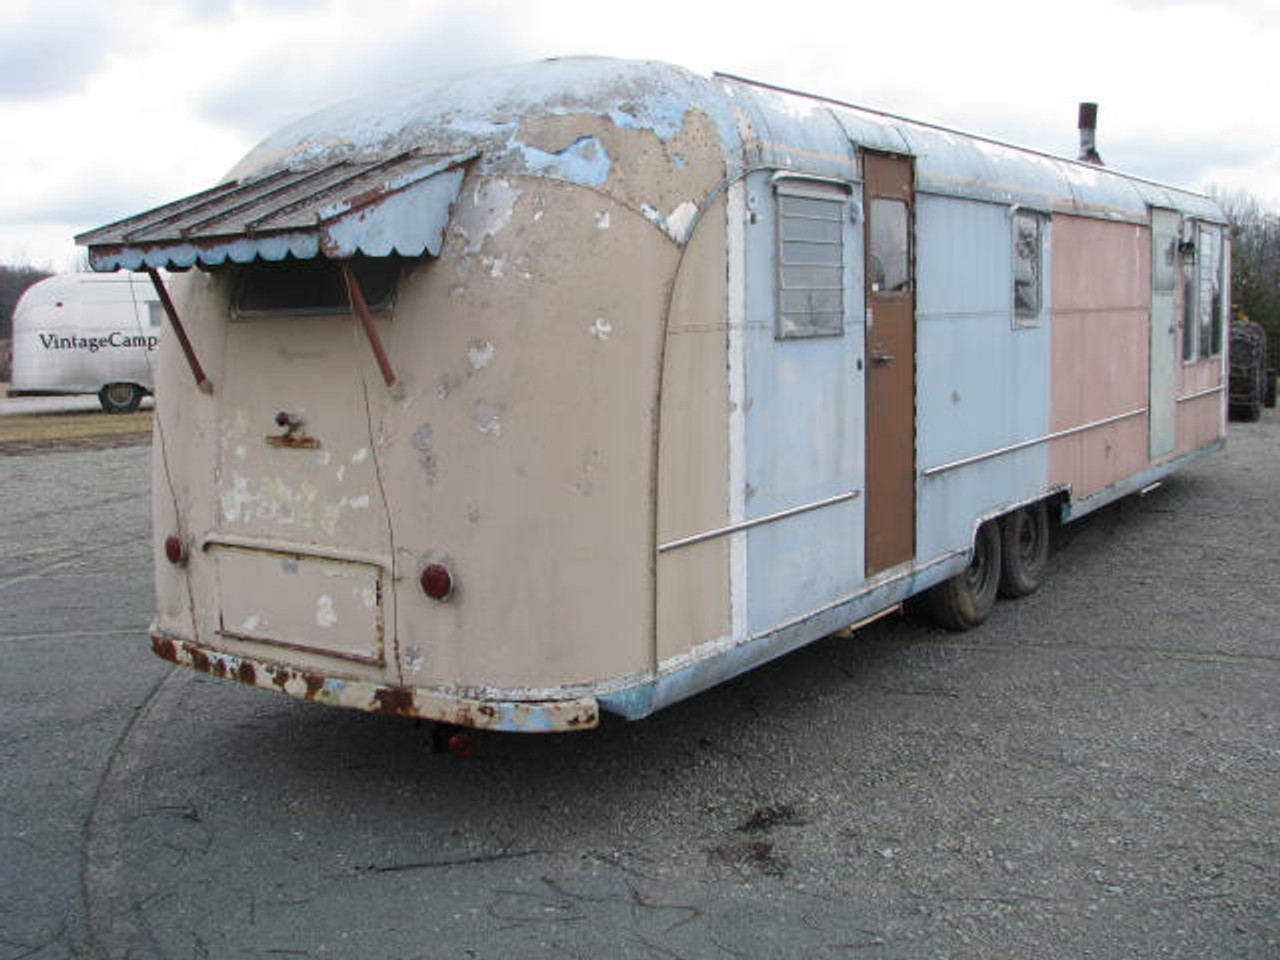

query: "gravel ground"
xmin=1 ymin=413 xmax=1277 ymax=960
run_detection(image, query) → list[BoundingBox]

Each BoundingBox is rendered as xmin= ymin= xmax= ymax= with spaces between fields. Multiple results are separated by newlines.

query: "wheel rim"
xmin=104 ymin=384 xmax=135 ymax=406
xmin=1015 ymin=511 xmax=1042 ymax=565
xmin=963 ymin=529 xmax=997 ymax=594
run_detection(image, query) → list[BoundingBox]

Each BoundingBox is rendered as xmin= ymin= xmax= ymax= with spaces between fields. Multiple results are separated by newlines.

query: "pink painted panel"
xmin=1176 ymin=392 xmax=1223 ymax=454
xmin=1049 ymin=216 xmax=1152 ymax=499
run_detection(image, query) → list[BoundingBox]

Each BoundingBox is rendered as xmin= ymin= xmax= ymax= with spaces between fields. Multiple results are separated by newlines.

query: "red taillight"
xmin=447 ymin=732 xmax=477 ymax=758
xmin=420 ymin=563 xmax=453 ymax=600
xmin=164 ymin=535 xmax=188 ymax=566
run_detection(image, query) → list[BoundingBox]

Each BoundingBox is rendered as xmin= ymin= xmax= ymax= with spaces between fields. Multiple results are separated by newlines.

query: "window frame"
xmin=231 ymin=254 xmax=402 ymax=319
xmin=1180 ymin=221 xmax=1226 ymax=363
xmin=773 ymin=176 xmax=852 ymax=340
xmin=1011 ymin=207 xmax=1049 ymax=329
xmin=867 ymin=196 xmax=913 ymax=298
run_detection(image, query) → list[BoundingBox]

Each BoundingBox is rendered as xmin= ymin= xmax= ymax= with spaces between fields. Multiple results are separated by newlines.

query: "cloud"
xmin=0 ymin=175 xmax=169 ymax=227
xmin=198 ymin=6 xmax=530 ymax=141
xmin=0 ymin=5 xmax=120 ymax=100
xmin=1102 ymin=136 xmax=1268 ymax=191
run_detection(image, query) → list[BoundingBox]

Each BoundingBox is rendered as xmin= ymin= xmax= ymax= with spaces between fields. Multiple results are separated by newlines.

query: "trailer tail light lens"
xmin=164 ymin=535 xmax=188 ymax=566
xmin=448 ymin=732 xmax=477 ymax=758
xmin=420 ymin=564 xmax=453 ymax=600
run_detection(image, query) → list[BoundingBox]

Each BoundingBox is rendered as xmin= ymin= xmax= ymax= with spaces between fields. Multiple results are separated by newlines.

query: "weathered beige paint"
xmin=1049 ymin=216 xmax=1152 ymax=499
xmin=515 ymin=110 xmax=723 ymax=239
xmin=381 ymin=179 xmax=676 ymax=691
xmin=151 ymin=102 xmax=732 ymax=703
xmin=655 ymin=194 xmax=731 ymax=664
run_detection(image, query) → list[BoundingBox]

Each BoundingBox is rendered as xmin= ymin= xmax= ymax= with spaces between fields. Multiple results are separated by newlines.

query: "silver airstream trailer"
xmin=9 ymin=272 xmax=162 ymax=412
xmin=77 ymin=58 xmax=1228 ymax=733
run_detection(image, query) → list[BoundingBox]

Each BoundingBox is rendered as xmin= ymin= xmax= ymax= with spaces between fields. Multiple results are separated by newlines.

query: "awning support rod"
xmin=146 ymin=267 xmax=212 ymax=394
xmin=341 ymin=262 xmax=399 ymax=392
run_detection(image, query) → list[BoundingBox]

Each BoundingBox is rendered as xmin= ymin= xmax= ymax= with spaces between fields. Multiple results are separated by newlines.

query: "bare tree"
xmin=1 ymin=262 xmax=54 ymax=341
xmin=1212 ymin=188 xmax=1280 ymax=366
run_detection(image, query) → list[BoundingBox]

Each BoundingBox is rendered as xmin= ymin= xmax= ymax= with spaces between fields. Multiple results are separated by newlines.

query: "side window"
xmin=1198 ymin=224 xmax=1223 ymax=359
xmin=1181 ymin=237 xmax=1198 ymax=362
xmin=868 ymin=198 xmax=910 ymax=294
xmin=775 ymin=179 xmax=849 ymax=339
xmin=234 ymin=255 xmax=401 ymax=316
xmin=1180 ymin=223 xmax=1225 ymax=361
xmin=1013 ymin=210 xmax=1046 ymax=327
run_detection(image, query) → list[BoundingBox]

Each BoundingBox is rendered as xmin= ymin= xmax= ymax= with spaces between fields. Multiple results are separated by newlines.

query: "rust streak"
xmin=373 ymin=687 xmax=415 ymax=716
xmin=151 ymin=635 xmax=178 ymax=663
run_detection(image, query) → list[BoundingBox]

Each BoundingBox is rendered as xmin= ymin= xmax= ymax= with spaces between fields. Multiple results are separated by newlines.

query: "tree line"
xmin=1214 ymin=189 xmax=1280 ymax=365
xmin=1 ymin=264 xmax=52 ymax=342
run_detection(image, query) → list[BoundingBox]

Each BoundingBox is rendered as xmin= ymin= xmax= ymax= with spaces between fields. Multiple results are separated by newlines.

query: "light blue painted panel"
xmin=742 ymin=171 xmax=866 ymax=635
xmin=915 ymin=194 xmax=1051 ymax=560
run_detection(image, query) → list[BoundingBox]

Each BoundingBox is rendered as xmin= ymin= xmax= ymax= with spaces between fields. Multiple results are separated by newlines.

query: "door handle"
xmin=871 ymin=348 xmax=895 ymax=365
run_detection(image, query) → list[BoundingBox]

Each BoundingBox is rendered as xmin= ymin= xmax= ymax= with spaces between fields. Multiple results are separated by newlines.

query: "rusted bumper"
xmin=150 ymin=630 xmax=599 ymax=733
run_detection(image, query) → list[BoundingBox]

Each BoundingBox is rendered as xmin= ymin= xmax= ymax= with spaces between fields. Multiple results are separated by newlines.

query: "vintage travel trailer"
xmin=9 ymin=272 xmax=162 ymax=412
xmin=78 ymin=58 xmax=1228 ymax=733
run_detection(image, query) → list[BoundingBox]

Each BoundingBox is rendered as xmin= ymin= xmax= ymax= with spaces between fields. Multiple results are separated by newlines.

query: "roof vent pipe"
xmin=1078 ymin=102 xmax=1103 ymax=165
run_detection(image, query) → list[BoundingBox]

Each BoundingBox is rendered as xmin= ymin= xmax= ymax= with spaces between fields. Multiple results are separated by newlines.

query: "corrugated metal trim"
xmin=76 ymin=149 xmax=477 ymax=271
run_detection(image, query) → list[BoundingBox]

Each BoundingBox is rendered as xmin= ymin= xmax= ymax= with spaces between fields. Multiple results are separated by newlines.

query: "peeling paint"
xmin=588 ymin=318 xmax=613 ymax=341
xmin=152 ymin=632 xmax=599 ymax=731
xmin=410 ymin=424 xmax=438 ymax=483
xmin=460 ymin=178 xmax=522 ymax=254
xmin=316 ymin=595 xmax=337 ymax=628
xmin=467 ymin=339 xmax=496 ymax=371
xmin=608 ymin=96 xmax=692 ymax=141
xmin=351 ymin=448 xmax=369 ymax=464
xmin=511 ymin=134 xmax=612 ymax=187
xmin=474 ymin=400 xmax=503 ymax=436
xmin=641 ymin=200 xmax=700 ymax=243
xmin=595 ymin=210 xmax=611 ymax=230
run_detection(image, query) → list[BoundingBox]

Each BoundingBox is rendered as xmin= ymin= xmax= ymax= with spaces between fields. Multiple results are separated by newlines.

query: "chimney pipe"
xmin=1078 ymin=102 xmax=1103 ymax=166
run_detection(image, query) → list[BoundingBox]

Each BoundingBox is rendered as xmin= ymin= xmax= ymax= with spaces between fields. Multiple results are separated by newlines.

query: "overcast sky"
xmin=1 ymin=0 xmax=1277 ymax=269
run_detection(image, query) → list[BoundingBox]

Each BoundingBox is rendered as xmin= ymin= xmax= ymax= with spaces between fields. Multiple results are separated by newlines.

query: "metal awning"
xmin=76 ymin=149 xmax=476 ymax=271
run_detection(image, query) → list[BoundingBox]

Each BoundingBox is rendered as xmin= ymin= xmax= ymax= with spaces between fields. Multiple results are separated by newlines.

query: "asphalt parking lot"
xmin=2 ymin=413 xmax=1277 ymax=959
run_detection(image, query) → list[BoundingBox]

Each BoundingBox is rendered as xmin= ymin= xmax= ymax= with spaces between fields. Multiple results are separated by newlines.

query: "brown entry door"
xmin=863 ymin=151 xmax=916 ymax=575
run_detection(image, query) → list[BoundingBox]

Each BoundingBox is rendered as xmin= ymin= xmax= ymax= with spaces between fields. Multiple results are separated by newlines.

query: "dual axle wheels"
xmin=920 ymin=500 xmax=1050 ymax=631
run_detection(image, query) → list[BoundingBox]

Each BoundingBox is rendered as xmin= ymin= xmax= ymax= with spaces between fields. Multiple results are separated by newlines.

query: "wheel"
xmin=1233 ymin=399 xmax=1261 ymax=423
xmin=922 ymin=520 xmax=1002 ymax=631
xmin=1265 ymin=369 xmax=1276 ymax=409
xmin=998 ymin=501 xmax=1050 ymax=598
xmin=99 ymin=382 xmax=143 ymax=414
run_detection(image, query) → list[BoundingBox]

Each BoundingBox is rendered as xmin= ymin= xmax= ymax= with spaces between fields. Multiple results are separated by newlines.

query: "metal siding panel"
xmin=915 ymin=195 xmax=1051 ymax=560
xmin=79 ymin=152 xmax=473 ymax=270
xmin=1049 ymin=216 xmax=1152 ymax=497
xmin=741 ymin=172 xmax=865 ymax=636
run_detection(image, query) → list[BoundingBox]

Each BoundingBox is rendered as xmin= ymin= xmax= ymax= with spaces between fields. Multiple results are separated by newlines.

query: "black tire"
xmin=1234 ymin=399 xmax=1262 ymax=423
xmin=922 ymin=520 xmax=1002 ymax=631
xmin=1265 ymin=369 xmax=1276 ymax=409
xmin=998 ymin=501 xmax=1050 ymax=598
xmin=99 ymin=382 xmax=143 ymax=414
